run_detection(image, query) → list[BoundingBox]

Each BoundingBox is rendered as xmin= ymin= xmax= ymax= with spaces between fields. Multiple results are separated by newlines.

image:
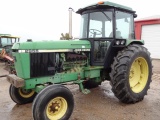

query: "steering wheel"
xmin=89 ymin=29 xmax=102 ymax=35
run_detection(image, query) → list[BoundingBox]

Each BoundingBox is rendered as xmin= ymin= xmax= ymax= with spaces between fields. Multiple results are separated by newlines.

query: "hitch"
xmin=74 ymin=80 xmax=90 ymax=94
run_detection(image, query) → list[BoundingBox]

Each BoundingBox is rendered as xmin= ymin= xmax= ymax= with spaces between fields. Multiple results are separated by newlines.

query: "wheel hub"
xmin=50 ymin=101 xmax=60 ymax=113
xmin=130 ymin=67 xmax=135 ymax=78
xmin=46 ymin=97 xmax=67 ymax=119
xmin=18 ymin=88 xmax=35 ymax=98
xmin=129 ymin=57 xmax=149 ymax=93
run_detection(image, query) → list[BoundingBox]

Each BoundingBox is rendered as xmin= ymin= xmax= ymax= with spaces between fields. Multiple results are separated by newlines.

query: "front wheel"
xmin=32 ymin=84 xmax=74 ymax=120
xmin=110 ymin=44 xmax=152 ymax=103
xmin=9 ymin=84 xmax=37 ymax=104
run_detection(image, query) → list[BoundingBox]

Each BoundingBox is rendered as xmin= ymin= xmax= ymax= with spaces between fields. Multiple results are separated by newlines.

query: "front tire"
xmin=32 ymin=84 xmax=74 ymax=120
xmin=9 ymin=84 xmax=36 ymax=104
xmin=110 ymin=44 xmax=152 ymax=103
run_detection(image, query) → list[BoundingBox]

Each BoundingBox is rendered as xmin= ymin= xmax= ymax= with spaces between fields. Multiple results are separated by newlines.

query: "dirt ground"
xmin=0 ymin=59 xmax=160 ymax=120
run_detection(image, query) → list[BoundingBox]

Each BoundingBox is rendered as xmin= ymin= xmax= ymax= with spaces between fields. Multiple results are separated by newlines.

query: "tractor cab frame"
xmin=77 ymin=1 xmax=137 ymax=68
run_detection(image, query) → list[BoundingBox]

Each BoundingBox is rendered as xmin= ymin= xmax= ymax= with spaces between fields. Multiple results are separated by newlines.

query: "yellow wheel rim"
xmin=18 ymin=88 xmax=35 ymax=98
xmin=46 ymin=97 xmax=67 ymax=120
xmin=129 ymin=57 xmax=149 ymax=93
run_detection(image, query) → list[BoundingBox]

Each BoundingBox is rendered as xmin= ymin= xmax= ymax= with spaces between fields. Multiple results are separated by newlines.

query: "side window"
xmin=1 ymin=38 xmax=11 ymax=44
xmin=80 ymin=14 xmax=88 ymax=38
xmin=116 ymin=11 xmax=134 ymax=39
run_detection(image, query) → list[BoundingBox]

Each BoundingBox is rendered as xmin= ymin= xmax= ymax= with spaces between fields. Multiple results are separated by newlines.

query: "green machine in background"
xmin=0 ymin=34 xmax=20 ymax=59
xmin=0 ymin=34 xmax=20 ymax=74
xmin=7 ymin=1 xmax=152 ymax=120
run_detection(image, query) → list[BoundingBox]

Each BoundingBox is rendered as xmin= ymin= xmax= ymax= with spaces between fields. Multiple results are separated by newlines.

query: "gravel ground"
xmin=0 ymin=59 xmax=160 ymax=120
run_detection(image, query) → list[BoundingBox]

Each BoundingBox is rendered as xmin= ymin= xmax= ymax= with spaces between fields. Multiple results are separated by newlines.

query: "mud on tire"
xmin=110 ymin=44 xmax=152 ymax=103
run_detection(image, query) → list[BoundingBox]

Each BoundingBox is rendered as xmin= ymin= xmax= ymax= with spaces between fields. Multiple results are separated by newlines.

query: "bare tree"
xmin=60 ymin=33 xmax=72 ymax=40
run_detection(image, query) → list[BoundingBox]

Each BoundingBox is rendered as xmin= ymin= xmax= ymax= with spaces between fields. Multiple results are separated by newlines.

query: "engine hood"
xmin=12 ymin=40 xmax=91 ymax=50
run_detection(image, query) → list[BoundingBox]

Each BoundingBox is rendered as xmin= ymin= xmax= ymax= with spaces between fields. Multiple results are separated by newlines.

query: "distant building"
xmin=135 ymin=15 xmax=160 ymax=59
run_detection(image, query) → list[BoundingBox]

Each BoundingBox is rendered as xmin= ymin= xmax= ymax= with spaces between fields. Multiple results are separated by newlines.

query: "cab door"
xmin=88 ymin=11 xmax=113 ymax=66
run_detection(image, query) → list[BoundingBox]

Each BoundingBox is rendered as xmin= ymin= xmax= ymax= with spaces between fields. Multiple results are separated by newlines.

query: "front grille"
xmin=30 ymin=53 xmax=55 ymax=77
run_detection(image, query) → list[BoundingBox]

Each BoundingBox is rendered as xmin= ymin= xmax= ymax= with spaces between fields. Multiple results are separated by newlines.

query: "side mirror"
xmin=134 ymin=13 xmax=137 ymax=18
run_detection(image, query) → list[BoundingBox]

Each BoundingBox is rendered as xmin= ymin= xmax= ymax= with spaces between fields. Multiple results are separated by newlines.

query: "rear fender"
xmin=126 ymin=39 xmax=144 ymax=46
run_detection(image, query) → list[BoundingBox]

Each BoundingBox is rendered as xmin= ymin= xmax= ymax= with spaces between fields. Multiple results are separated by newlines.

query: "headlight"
xmin=120 ymin=40 xmax=125 ymax=45
xmin=115 ymin=40 xmax=120 ymax=45
xmin=115 ymin=40 xmax=125 ymax=46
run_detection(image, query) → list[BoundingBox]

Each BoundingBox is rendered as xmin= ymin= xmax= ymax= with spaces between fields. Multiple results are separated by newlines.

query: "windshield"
xmin=80 ymin=11 xmax=113 ymax=39
xmin=1 ymin=38 xmax=12 ymax=45
xmin=0 ymin=37 xmax=18 ymax=47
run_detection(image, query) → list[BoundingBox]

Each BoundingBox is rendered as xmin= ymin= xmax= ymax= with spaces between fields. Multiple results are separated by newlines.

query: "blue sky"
xmin=0 ymin=0 xmax=160 ymax=41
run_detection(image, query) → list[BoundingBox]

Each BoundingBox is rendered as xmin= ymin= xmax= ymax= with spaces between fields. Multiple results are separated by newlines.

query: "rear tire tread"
xmin=110 ymin=44 xmax=152 ymax=103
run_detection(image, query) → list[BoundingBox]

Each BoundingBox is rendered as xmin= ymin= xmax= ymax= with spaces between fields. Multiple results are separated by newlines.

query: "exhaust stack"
xmin=68 ymin=7 xmax=74 ymax=39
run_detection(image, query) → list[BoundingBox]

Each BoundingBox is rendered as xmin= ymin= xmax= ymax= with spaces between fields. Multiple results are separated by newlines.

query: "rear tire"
xmin=110 ymin=44 xmax=152 ymax=103
xmin=32 ymin=84 xmax=74 ymax=120
xmin=9 ymin=84 xmax=36 ymax=104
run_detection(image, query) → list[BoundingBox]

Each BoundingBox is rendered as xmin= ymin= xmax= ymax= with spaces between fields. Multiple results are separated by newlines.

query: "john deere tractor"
xmin=6 ymin=1 xmax=152 ymax=120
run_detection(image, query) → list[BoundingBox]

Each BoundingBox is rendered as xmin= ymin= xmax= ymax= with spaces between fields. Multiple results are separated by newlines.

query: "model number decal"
xmin=25 ymin=50 xmax=39 ymax=53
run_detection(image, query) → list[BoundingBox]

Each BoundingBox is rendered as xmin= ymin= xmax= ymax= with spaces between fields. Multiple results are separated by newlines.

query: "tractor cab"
xmin=0 ymin=34 xmax=20 ymax=56
xmin=77 ymin=1 xmax=137 ymax=66
xmin=0 ymin=34 xmax=20 ymax=47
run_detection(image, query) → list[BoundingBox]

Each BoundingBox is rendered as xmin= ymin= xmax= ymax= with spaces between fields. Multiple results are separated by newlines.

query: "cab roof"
xmin=0 ymin=34 xmax=20 ymax=38
xmin=76 ymin=1 xmax=134 ymax=14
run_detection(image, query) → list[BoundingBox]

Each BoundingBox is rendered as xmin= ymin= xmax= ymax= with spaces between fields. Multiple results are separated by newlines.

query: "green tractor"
xmin=0 ymin=34 xmax=20 ymax=74
xmin=0 ymin=34 xmax=20 ymax=61
xmin=7 ymin=1 xmax=152 ymax=120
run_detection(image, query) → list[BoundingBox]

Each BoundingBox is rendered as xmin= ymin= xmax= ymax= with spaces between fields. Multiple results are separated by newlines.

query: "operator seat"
xmin=109 ymin=31 xmax=122 ymax=38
